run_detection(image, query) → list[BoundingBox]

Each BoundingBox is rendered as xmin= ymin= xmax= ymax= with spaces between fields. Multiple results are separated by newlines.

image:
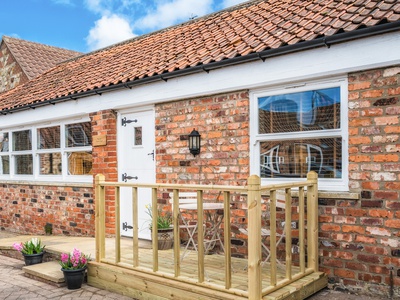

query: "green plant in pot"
xmin=145 ymin=204 xmax=174 ymax=250
xmin=13 ymin=237 xmax=46 ymax=266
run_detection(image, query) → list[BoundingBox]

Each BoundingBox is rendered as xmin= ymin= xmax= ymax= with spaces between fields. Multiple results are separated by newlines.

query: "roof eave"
xmin=2 ymin=20 xmax=400 ymax=116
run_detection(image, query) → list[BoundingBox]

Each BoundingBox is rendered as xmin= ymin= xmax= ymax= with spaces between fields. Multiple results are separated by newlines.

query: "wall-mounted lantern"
xmin=188 ymin=129 xmax=201 ymax=156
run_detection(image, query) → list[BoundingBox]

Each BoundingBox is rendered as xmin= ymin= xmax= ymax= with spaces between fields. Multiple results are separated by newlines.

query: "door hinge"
xmin=122 ymin=173 xmax=138 ymax=182
xmin=122 ymin=222 xmax=133 ymax=231
xmin=121 ymin=117 xmax=137 ymax=127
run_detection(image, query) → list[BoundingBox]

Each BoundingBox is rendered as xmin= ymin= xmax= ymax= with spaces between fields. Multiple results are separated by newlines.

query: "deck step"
xmin=22 ymin=261 xmax=66 ymax=287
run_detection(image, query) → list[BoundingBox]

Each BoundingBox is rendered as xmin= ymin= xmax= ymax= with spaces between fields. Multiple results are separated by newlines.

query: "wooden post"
xmin=152 ymin=188 xmax=158 ymax=271
xmin=285 ymin=188 xmax=292 ymax=280
xmin=115 ymin=186 xmax=121 ymax=264
xmin=247 ymin=175 xmax=261 ymax=300
xmin=270 ymin=189 xmax=277 ymax=286
xmin=172 ymin=189 xmax=181 ymax=277
xmin=197 ymin=190 xmax=205 ymax=282
xmin=306 ymin=171 xmax=318 ymax=271
xmin=224 ymin=191 xmax=232 ymax=289
xmin=299 ymin=187 xmax=305 ymax=273
xmin=95 ymin=174 xmax=105 ymax=263
xmin=132 ymin=187 xmax=139 ymax=267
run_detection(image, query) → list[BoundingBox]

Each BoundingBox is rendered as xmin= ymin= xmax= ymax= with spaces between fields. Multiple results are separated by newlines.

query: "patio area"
xmin=0 ymin=229 xmax=326 ymax=300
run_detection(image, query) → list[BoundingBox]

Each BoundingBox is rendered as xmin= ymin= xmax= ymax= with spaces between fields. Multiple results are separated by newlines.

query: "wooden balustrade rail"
xmin=94 ymin=172 xmax=318 ymax=298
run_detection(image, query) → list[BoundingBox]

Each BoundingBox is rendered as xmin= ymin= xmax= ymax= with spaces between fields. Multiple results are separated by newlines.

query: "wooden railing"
xmin=94 ymin=172 xmax=318 ymax=299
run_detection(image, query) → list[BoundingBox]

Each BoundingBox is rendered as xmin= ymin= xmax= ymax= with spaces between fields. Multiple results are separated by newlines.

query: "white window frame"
xmin=0 ymin=117 xmax=92 ymax=183
xmin=250 ymin=77 xmax=349 ymax=191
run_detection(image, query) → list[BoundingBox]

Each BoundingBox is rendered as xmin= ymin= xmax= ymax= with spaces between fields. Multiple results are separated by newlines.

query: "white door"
xmin=119 ymin=109 xmax=155 ymax=239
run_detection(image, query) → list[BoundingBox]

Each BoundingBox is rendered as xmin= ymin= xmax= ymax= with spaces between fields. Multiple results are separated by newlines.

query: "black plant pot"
xmin=62 ymin=267 xmax=87 ymax=290
xmin=23 ymin=252 xmax=44 ymax=266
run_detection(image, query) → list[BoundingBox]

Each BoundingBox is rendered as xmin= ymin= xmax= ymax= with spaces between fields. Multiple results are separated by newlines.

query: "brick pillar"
xmin=90 ymin=109 xmax=118 ymax=235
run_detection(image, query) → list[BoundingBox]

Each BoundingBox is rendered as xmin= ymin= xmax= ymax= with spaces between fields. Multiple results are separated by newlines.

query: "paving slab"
xmin=0 ymin=255 xmax=135 ymax=300
xmin=23 ymin=261 xmax=65 ymax=284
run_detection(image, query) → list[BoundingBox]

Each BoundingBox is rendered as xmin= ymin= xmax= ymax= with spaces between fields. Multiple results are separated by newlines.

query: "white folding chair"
xmin=169 ymin=192 xmax=199 ymax=260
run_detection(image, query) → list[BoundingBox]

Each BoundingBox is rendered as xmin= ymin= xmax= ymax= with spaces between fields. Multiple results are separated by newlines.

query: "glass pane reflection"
xmin=260 ymin=138 xmax=342 ymax=179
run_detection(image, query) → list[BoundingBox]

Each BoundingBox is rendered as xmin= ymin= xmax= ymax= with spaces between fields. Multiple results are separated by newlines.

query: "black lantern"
xmin=188 ymin=129 xmax=201 ymax=156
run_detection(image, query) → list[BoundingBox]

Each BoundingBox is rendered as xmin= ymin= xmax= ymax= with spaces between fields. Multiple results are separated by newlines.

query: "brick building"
xmin=0 ymin=0 xmax=399 ymax=297
xmin=0 ymin=36 xmax=81 ymax=92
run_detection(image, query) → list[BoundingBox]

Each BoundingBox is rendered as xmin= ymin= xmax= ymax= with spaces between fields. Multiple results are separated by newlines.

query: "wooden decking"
xmin=88 ymin=239 xmax=327 ymax=300
xmin=91 ymin=172 xmax=326 ymax=299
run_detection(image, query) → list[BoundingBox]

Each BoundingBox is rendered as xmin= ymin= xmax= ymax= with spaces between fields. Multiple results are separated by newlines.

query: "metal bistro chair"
xmin=169 ymin=192 xmax=200 ymax=260
xmin=169 ymin=192 xmax=225 ymax=260
xmin=239 ymin=195 xmax=286 ymax=267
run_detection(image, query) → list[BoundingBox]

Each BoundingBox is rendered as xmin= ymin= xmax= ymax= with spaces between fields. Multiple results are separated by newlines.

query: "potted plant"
xmin=13 ymin=238 xmax=45 ymax=266
xmin=59 ymin=248 xmax=90 ymax=290
xmin=145 ymin=204 xmax=174 ymax=250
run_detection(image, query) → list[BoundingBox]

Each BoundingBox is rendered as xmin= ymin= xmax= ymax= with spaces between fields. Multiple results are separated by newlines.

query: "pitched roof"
xmin=0 ymin=0 xmax=399 ymax=113
xmin=2 ymin=36 xmax=82 ymax=80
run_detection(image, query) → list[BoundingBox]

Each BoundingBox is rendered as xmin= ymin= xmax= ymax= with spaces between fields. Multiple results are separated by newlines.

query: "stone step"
xmin=22 ymin=261 xmax=66 ymax=287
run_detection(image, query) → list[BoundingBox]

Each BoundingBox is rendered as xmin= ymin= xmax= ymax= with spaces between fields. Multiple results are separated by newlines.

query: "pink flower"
xmin=13 ymin=242 xmax=23 ymax=252
xmin=61 ymin=253 xmax=69 ymax=263
xmin=59 ymin=247 xmax=89 ymax=270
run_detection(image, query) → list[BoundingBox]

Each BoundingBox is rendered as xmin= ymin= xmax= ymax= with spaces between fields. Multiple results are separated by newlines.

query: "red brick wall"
xmin=0 ymin=183 xmax=94 ymax=236
xmin=319 ymin=65 xmax=400 ymax=295
xmin=155 ymin=91 xmax=250 ymax=254
xmin=90 ymin=109 xmax=118 ymax=235
xmin=155 ymin=91 xmax=250 ymax=185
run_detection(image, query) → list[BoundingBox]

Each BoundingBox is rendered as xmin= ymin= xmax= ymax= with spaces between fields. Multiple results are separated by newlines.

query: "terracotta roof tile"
xmin=2 ymin=36 xmax=81 ymax=80
xmin=0 ymin=0 xmax=399 ymax=112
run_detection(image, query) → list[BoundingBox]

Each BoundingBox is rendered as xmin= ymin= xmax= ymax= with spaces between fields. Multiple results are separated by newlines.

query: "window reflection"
xmin=258 ymin=87 xmax=340 ymax=134
xmin=15 ymin=155 xmax=33 ymax=175
xmin=66 ymin=122 xmax=92 ymax=147
xmin=38 ymin=126 xmax=60 ymax=149
xmin=13 ymin=130 xmax=32 ymax=151
xmin=0 ymin=132 xmax=9 ymax=175
xmin=39 ymin=153 xmax=62 ymax=175
xmin=134 ymin=127 xmax=142 ymax=146
xmin=67 ymin=152 xmax=92 ymax=175
xmin=260 ymin=138 xmax=342 ymax=179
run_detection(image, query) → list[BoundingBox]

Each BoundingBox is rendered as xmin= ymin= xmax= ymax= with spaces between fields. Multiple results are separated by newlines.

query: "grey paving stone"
xmin=0 ymin=255 xmax=137 ymax=300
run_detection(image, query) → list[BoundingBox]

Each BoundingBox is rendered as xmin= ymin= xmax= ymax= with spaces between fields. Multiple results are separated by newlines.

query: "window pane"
xmin=260 ymin=138 xmax=342 ymax=179
xmin=15 ymin=155 xmax=33 ymax=174
xmin=134 ymin=127 xmax=142 ymax=145
xmin=1 ymin=133 xmax=9 ymax=152
xmin=38 ymin=126 xmax=60 ymax=149
xmin=13 ymin=130 xmax=32 ymax=151
xmin=258 ymin=87 xmax=340 ymax=134
xmin=0 ymin=133 xmax=9 ymax=175
xmin=39 ymin=153 xmax=62 ymax=175
xmin=68 ymin=152 xmax=92 ymax=175
xmin=66 ymin=122 xmax=92 ymax=147
xmin=1 ymin=155 xmax=9 ymax=174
